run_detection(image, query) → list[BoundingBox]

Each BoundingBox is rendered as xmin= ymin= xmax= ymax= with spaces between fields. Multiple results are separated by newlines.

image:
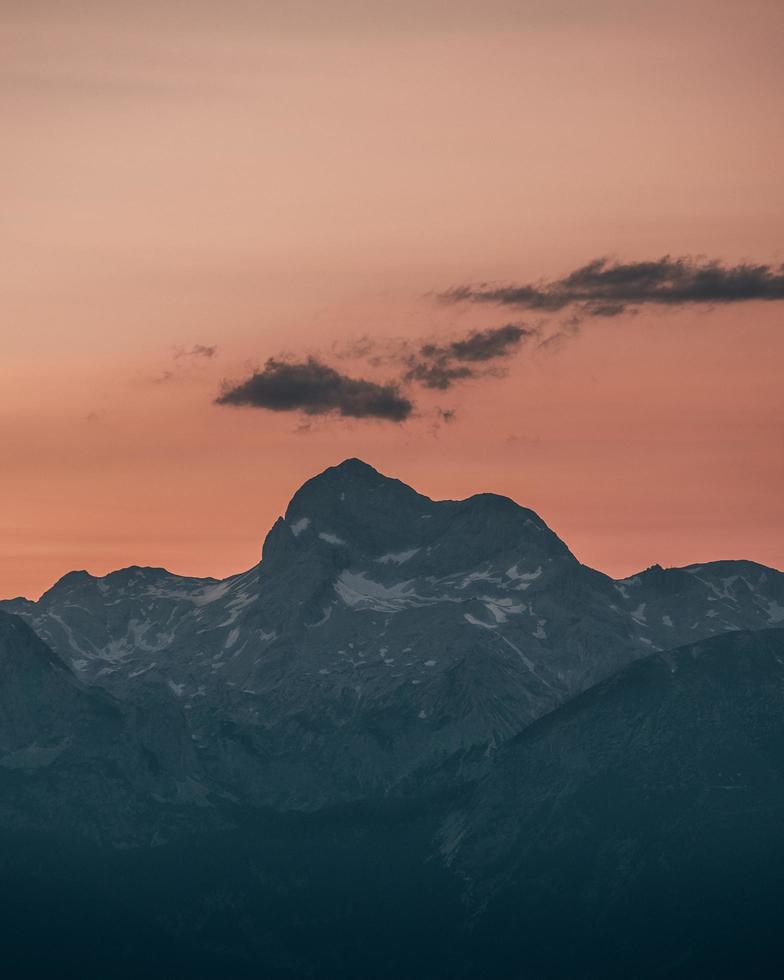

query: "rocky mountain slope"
xmin=443 ymin=626 xmax=784 ymax=977
xmin=0 ymin=611 xmax=222 ymax=845
xmin=2 ymin=627 xmax=783 ymax=979
xmin=3 ymin=458 xmax=783 ymax=809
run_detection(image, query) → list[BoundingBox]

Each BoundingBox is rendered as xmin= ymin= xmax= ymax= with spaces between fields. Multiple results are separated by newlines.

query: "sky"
xmin=2 ymin=0 xmax=782 ymax=599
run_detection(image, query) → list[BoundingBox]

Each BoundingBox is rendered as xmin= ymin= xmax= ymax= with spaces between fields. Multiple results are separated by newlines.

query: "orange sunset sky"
xmin=2 ymin=0 xmax=783 ymax=599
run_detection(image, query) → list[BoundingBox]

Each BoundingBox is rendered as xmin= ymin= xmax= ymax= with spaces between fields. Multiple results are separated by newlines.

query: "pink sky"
xmin=2 ymin=0 xmax=782 ymax=598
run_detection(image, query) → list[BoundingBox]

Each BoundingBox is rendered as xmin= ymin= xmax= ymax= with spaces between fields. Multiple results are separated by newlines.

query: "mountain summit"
xmin=2 ymin=459 xmax=783 ymax=809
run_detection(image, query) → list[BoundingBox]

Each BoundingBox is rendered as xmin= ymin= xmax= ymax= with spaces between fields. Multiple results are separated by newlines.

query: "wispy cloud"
xmin=441 ymin=256 xmax=784 ymax=318
xmin=404 ymin=323 xmax=535 ymax=389
xmin=333 ymin=323 xmax=535 ymax=391
xmin=173 ymin=343 xmax=218 ymax=360
xmin=213 ymin=255 xmax=784 ymax=425
xmin=146 ymin=342 xmax=219 ymax=384
xmin=216 ymin=328 xmax=527 ymax=424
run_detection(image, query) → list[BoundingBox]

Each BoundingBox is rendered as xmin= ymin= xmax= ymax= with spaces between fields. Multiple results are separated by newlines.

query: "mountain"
xmin=0 ymin=610 xmax=221 ymax=846
xmin=3 ymin=458 xmax=783 ymax=809
xmin=2 ymin=460 xmax=784 ymax=977
xmin=2 ymin=626 xmax=783 ymax=979
xmin=442 ymin=626 xmax=784 ymax=977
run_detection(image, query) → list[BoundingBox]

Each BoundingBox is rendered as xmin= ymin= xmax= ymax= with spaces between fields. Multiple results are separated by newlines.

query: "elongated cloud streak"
xmin=405 ymin=323 xmax=534 ymax=389
xmin=441 ymin=256 xmax=784 ymax=317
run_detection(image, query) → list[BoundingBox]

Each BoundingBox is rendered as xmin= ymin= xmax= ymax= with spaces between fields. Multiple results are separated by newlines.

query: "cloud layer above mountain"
xmin=216 ymin=324 xmax=534 ymax=423
xmin=216 ymin=256 xmax=784 ymax=425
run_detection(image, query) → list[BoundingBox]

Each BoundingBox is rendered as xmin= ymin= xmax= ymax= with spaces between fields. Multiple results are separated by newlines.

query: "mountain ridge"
xmin=1 ymin=458 xmax=782 ymax=813
xmin=6 ymin=457 xmax=782 ymax=603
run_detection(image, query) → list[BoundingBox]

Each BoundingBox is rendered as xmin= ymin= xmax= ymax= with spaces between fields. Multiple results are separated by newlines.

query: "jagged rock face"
xmin=0 ymin=612 xmax=222 ymax=845
xmin=2 ymin=459 xmax=783 ymax=809
xmin=612 ymin=559 xmax=784 ymax=647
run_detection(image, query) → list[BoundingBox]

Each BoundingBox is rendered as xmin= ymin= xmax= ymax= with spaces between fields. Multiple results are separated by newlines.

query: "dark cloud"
xmin=215 ymin=357 xmax=412 ymax=422
xmin=429 ymin=323 xmax=533 ymax=361
xmin=405 ymin=323 xmax=534 ymax=389
xmin=441 ymin=256 xmax=784 ymax=317
xmin=213 ymin=324 xmax=530 ymax=425
xmin=405 ymin=360 xmax=474 ymax=390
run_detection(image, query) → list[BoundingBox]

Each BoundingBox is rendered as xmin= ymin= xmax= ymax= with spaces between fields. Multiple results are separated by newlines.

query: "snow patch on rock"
xmin=319 ymin=532 xmax=346 ymax=546
xmin=376 ymin=548 xmax=420 ymax=565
